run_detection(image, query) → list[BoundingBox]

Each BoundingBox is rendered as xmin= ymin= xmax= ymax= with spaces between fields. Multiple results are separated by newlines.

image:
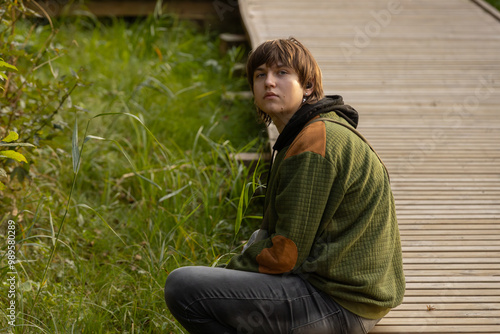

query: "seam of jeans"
xmin=182 ymin=295 xmax=291 ymax=320
xmin=289 ymin=291 xmax=343 ymax=332
xmin=288 ymin=290 xmax=320 ymax=302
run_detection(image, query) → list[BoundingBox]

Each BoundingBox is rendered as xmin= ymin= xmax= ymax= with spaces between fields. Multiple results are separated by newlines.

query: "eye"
xmin=278 ymin=70 xmax=288 ymax=75
xmin=254 ymin=72 xmax=265 ymax=79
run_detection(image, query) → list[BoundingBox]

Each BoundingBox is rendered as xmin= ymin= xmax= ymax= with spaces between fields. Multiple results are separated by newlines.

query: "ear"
xmin=304 ymin=82 xmax=314 ymax=96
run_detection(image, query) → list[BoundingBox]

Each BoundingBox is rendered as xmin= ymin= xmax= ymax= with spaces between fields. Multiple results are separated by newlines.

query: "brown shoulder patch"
xmin=256 ymin=235 xmax=298 ymax=274
xmin=284 ymin=120 xmax=326 ymax=160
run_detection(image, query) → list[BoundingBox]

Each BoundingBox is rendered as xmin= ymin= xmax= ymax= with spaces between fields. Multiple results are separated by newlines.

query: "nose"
xmin=264 ymin=72 xmax=276 ymax=87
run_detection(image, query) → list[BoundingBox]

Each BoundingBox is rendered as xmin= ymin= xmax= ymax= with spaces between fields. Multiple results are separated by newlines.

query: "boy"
xmin=165 ymin=37 xmax=405 ymax=333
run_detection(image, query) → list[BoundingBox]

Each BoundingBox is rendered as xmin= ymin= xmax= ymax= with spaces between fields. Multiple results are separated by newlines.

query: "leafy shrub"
xmin=1 ymin=1 xmax=88 ymax=218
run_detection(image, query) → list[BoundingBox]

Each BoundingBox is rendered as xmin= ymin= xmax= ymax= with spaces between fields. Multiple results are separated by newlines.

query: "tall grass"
xmin=49 ymin=14 xmax=264 ymax=151
xmin=1 ymin=11 xmax=266 ymax=333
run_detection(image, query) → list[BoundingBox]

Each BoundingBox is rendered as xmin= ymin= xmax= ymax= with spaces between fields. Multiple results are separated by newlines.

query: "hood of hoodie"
xmin=273 ymin=95 xmax=359 ymax=152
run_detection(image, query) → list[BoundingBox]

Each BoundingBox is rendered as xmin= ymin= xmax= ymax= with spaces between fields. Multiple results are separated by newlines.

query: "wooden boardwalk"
xmin=239 ymin=0 xmax=500 ymax=332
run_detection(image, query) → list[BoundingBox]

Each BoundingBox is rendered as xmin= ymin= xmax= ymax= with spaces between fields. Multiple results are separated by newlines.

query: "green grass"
xmin=32 ymin=15 xmax=265 ymax=151
xmin=1 ymin=12 xmax=267 ymax=333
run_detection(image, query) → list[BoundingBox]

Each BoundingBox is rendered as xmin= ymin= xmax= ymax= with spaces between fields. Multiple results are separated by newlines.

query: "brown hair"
xmin=246 ymin=37 xmax=324 ymax=124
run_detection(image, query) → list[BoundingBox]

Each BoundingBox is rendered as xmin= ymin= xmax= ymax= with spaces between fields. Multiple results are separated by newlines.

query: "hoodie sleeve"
xmin=226 ymin=121 xmax=337 ymax=274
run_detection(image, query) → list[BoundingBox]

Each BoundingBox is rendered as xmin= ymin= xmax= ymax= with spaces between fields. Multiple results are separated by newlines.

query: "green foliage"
xmin=485 ymin=0 xmax=500 ymax=10
xmin=0 ymin=1 xmax=87 ymax=214
xmin=0 ymin=2 xmax=266 ymax=333
xmin=44 ymin=13 xmax=263 ymax=152
xmin=0 ymin=58 xmax=18 ymax=89
xmin=0 ymin=130 xmax=35 ymax=190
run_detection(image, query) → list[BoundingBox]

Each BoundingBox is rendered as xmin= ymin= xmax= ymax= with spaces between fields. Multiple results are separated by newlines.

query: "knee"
xmin=164 ymin=267 xmax=188 ymax=308
xmin=164 ymin=266 xmax=202 ymax=312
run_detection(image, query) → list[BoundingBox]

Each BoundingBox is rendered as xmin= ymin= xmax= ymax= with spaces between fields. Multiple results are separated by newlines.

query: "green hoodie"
xmin=226 ymin=97 xmax=405 ymax=320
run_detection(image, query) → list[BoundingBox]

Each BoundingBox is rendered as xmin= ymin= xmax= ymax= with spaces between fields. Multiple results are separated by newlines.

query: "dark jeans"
xmin=164 ymin=266 xmax=380 ymax=333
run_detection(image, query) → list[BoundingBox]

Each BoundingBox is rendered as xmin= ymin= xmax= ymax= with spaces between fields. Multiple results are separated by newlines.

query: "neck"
xmin=272 ymin=98 xmax=329 ymax=152
xmin=272 ymin=118 xmax=287 ymax=133
xmin=270 ymin=103 xmax=307 ymax=133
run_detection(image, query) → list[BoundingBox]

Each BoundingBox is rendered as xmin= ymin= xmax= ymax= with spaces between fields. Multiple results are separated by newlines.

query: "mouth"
xmin=264 ymin=92 xmax=278 ymax=99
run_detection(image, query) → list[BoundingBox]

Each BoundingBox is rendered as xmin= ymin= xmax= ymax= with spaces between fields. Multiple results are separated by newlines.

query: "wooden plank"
xmin=393 ymin=303 xmax=500 ymax=310
xmin=402 ymin=245 xmax=500 ymax=252
xmin=381 ymin=317 xmax=500 ymax=324
xmin=398 ymin=225 xmax=500 ymax=230
xmin=401 ymin=296 xmax=500 ymax=303
xmin=403 ymin=270 xmax=500 ymax=276
xmin=404 ymin=276 xmax=500 ymax=282
xmin=404 ymin=290 xmax=500 ymax=296
xmin=405 ymin=281 xmax=500 ymax=289
xmin=372 ymin=325 xmax=500 ymax=333
xmin=401 ymin=233 xmax=500 ymax=241
xmin=403 ymin=263 xmax=500 ymax=269
xmin=398 ymin=219 xmax=500 ymax=223
xmin=402 ymin=243 xmax=500 ymax=250
xmin=403 ymin=259 xmax=500 ymax=264
xmin=384 ymin=305 xmax=500 ymax=318
xmin=471 ymin=0 xmax=500 ymax=21
xmin=397 ymin=214 xmax=500 ymax=219
xmin=397 ymin=200 xmax=500 ymax=205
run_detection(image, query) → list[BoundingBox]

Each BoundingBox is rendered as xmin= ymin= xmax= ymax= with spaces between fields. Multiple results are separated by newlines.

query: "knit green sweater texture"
xmin=226 ymin=111 xmax=405 ymax=320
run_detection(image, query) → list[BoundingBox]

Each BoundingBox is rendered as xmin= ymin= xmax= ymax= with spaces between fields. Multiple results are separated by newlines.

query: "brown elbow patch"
xmin=284 ymin=120 xmax=326 ymax=159
xmin=256 ymin=235 xmax=298 ymax=274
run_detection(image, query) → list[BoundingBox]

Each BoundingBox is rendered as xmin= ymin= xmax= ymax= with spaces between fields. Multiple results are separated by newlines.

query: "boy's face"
xmin=253 ymin=62 xmax=312 ymax=127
